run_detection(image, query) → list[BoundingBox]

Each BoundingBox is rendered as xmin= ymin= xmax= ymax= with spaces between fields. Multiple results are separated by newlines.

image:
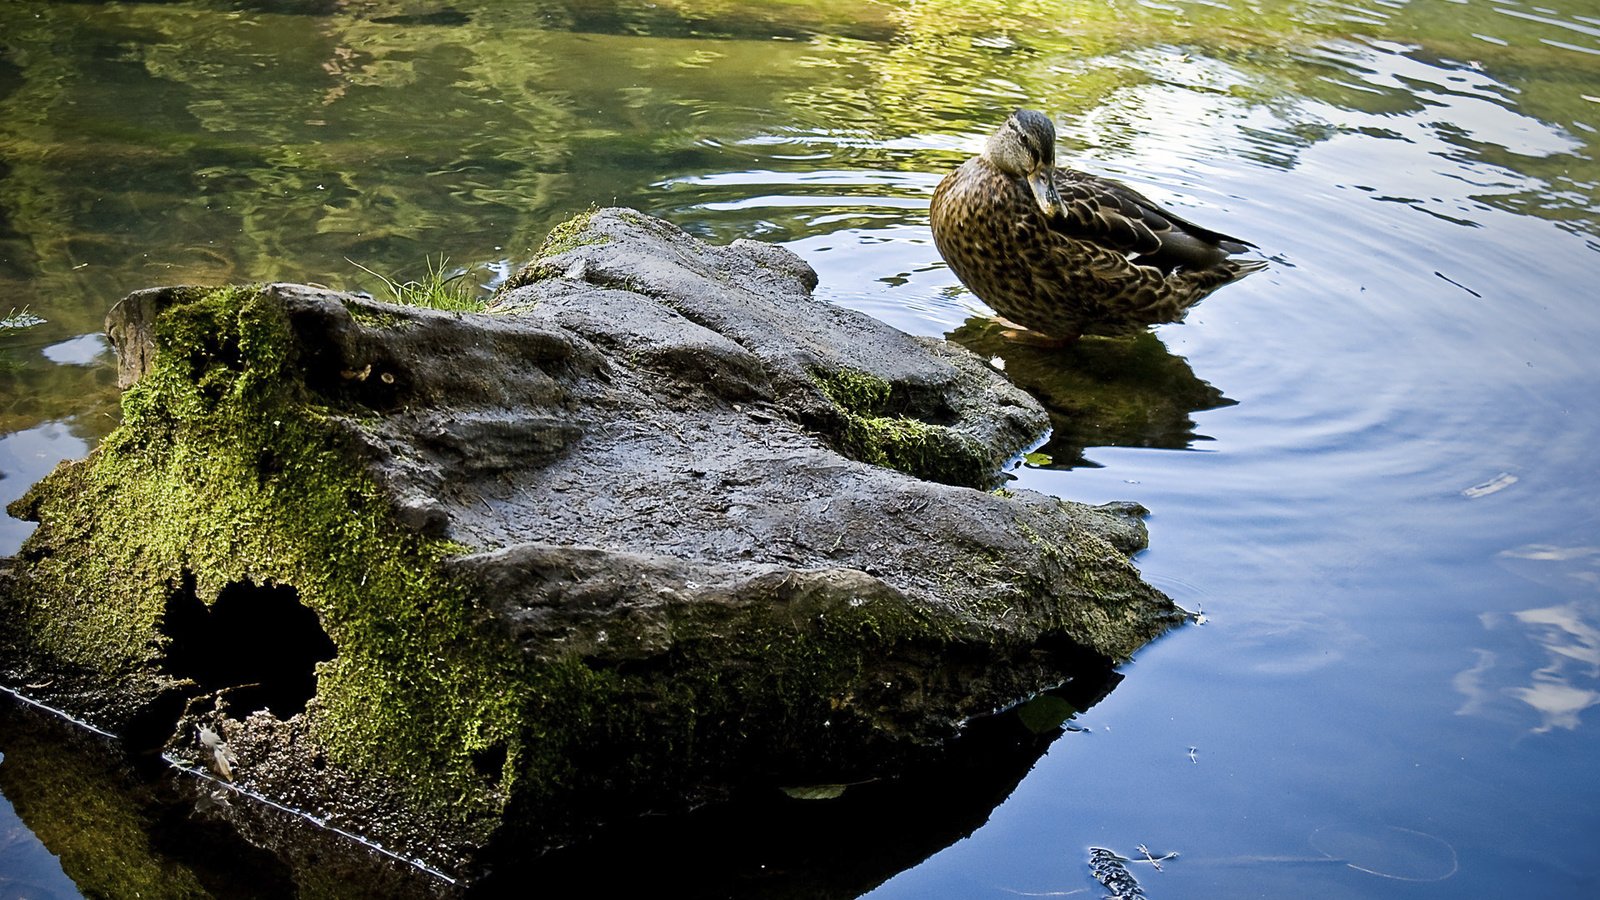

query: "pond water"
xmin=3 ymin=0 xmax=1599 ymax=896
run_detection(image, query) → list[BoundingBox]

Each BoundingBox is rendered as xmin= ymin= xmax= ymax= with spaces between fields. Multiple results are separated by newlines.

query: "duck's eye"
xmin=1008 ymin=120 xmax=1037 ymax=157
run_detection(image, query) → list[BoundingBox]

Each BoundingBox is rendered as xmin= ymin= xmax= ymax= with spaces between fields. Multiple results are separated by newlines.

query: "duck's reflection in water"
xmin=946 ymin=319 xmax=1234 ymax=469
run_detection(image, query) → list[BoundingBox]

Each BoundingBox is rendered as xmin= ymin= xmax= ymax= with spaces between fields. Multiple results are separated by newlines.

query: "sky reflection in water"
xmin=2 ymin=0 xmax=1600 ymax=896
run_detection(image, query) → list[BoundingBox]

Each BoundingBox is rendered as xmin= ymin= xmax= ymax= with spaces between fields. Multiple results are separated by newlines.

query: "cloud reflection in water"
xmin=1456 ymin=544 xmax=1600 ymax=733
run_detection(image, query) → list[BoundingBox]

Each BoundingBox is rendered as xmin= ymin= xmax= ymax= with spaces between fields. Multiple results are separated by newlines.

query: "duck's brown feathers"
xmin=931 ymin=157 xmax=1262 ymax=341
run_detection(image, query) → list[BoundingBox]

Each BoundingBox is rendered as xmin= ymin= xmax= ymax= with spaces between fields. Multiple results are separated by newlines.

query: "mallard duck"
xmin=930 ymin=108 xmax=1263 ymax=343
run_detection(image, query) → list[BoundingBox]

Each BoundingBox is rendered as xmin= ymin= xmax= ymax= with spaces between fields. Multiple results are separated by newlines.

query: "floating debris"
xmin=1 ymin=306 xmax=46 ymax=330
xmin=1088 ymin=847 xmax=1145 ymax=898
xmin=1135 ymin=844 xmax=1179 ymax=870
xmin=1088 ymin=845 xmax=1180 ymax=897
xmin=1462 ymin=472 xmax=1517 ymax=498
xmin=1309 ymin=824 xmax=1459 ymax=882
xmin=198 ymin=724 xmax=239 ymax=781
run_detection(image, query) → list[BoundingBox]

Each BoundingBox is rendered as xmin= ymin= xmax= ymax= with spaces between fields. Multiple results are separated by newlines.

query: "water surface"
xmin=3 ymin=0 xmax=1599 ymax=896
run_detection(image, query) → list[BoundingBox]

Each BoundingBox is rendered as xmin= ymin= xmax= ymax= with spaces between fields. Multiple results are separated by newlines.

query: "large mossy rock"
xmin=0 ymin=209 xmax=1182 ymax=880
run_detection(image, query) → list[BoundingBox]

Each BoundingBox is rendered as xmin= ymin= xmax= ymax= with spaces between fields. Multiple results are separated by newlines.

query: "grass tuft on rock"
xmin=349 ymin=255 xmax=487 ymax=312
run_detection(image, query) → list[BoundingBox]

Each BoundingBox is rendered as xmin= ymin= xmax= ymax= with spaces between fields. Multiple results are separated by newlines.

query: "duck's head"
xmin=983 ymin=108 xmax=1062 ymax=218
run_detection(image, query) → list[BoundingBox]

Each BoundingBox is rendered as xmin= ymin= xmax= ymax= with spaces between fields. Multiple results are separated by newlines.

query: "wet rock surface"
xmin=0 ymin=209 xmax=1182 ymax=886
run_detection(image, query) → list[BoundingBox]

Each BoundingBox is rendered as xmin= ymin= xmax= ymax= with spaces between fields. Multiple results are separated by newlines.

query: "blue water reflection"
xmin=0 ymin=773 xmax=77 ymax=900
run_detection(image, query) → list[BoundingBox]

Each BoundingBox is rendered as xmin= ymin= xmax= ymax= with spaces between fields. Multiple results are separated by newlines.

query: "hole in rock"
xmin=472 ymin=742 xmax=508 ymax=782
xmin=160 ymin=575 xmax=337 ymax=719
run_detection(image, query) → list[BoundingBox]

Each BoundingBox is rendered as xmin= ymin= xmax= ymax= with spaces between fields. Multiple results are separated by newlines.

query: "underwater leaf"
xmin=1015 ymin=694 xmax=1078 ymax=734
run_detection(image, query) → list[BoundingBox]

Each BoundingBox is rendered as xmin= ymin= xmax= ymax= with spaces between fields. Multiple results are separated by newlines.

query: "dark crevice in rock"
xmin=158 ymin=575 xmax=336 ymax=721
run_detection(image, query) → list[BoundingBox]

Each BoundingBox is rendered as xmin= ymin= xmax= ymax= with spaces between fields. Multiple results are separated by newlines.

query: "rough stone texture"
xmin=0 ymin=209 xmax=1182 ymax=883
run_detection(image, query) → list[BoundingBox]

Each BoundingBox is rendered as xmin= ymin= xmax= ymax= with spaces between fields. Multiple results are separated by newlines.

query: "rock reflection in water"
xmin=472 ymin=670 xmax=1122 ymax=899
xmin=0 ymin=690 xmax=288 ymax=899
xmin=0 ymin=691 xmax=451 ymax=899
xmin=0 ymin=668 xmax=1123 ymax=898
xmin=946 ymin=320 xmax=1234 ymax=469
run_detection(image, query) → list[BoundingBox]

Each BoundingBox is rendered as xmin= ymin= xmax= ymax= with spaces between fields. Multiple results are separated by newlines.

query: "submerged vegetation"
xmin=2 ymin=306 xmax=45 ymax=331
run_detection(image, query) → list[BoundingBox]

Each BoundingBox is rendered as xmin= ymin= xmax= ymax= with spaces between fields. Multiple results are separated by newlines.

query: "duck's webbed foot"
xmin=992 ymin=315 xmax=1080 ymax=348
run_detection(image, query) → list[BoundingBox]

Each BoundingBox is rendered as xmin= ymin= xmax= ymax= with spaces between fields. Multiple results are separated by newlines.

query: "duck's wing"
xmin=1050 ymin=169 xmax=1255 ymax=268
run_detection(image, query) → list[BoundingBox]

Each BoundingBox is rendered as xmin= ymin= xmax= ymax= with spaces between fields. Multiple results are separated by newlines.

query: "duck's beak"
xmin=1026 ymin=165 xmax=1062 ymax=219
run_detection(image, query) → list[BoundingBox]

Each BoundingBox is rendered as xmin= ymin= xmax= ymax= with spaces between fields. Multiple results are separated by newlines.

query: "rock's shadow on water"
xmin=946 ymin=319 xmax=1235 ymax=469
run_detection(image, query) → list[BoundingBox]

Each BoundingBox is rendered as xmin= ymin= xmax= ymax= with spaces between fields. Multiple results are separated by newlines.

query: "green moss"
xmin=538 ymin=207 xmax=606 ymax=256
xmin=603 ymin=577 xmax=947 ymax=786
xmin=5 ymin=284 xmax=525 ymax=831
xmin=495 ymin=207 xmax=609 ymax=295
xmin=341 ymin=300 xmax=411 ymax=331
xmin=812 ymin=367 xmax=992 ymax=488
xmin=816 ymin=368 xmax=892 ymax=414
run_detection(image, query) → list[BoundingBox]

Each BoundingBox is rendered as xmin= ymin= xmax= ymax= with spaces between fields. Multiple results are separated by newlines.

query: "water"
xmin=3 ymin=0 xmax=1599 ymax=895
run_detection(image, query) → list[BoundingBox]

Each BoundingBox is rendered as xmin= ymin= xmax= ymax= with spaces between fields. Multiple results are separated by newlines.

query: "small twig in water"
xmin=1135 ymin=844 xmax=1179 ymax=870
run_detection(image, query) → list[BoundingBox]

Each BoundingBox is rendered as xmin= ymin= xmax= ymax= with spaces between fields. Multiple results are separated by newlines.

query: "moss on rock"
xmin=4 ymin=284 xmax=527 ymax=849
xmin=494 ymin=208 xmax=609 ymax=294
xmin=0 ymin=284 xmax=1075 ymax=870
xmin=813 ymin=367 xmax=993 ymax=488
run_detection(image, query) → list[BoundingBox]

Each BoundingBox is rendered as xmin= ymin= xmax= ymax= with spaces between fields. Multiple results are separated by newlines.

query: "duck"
xmin=930 ymin=108 xmax=1263 ymax=343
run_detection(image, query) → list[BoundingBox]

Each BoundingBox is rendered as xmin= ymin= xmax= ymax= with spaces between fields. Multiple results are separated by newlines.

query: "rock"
xmin=0 ymin=208 xmax=1182 ymax=882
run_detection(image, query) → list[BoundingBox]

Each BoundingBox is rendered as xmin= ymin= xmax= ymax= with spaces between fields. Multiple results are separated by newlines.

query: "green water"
xmin=3 ymin=0 xmax=1600 ymax=896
